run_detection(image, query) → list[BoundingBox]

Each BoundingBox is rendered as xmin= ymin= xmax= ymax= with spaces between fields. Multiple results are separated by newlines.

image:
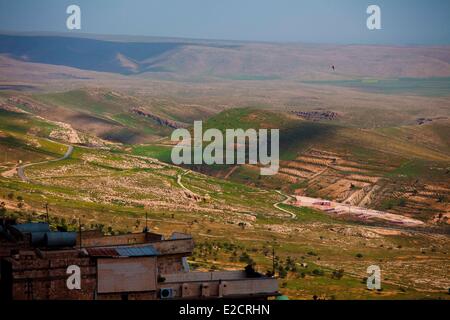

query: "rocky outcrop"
xmin=291 ymin=110 xmax=339 ymax=121
xmin=7 ymin=97 xmax=45 ymax=112
xmin=130 ymin=107 xmax=182 ymax=129
xmin=416 ymin=117 xmax=448 ymax=125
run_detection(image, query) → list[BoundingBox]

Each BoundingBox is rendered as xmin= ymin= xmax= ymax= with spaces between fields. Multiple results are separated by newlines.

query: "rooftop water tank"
xmin=11 ymin=223 xmax=50 ymax=233
xmin=30 ymin=232 xmax=47 ymax=246
xmin=44 ymin=232 xmax=77 ymax=248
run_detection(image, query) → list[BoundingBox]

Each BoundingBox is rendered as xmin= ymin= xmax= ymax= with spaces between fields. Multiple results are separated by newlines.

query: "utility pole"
xmin=44 ymin=203 xmax=49 ymax=223
xmin=272 ymin=247 xmax=276 ymax=277
xmin=79 ymin=218 xmax=82 ymax=249
xmin=143 ymin=212 xmax=149 ymax=233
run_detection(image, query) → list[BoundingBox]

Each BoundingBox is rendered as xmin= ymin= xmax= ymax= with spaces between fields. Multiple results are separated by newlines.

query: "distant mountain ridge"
xmin=0 ymin=34 xmax=183 ymax=74
xmin=1 ymin=33 xmax=450 ymax=80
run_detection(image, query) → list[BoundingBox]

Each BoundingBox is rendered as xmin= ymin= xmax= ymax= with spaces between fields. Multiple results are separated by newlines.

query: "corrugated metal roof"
xmin=86 ymin=245 xmax=159 ymax=257
xmin=116 ymin=245 xmax=159 ymax=257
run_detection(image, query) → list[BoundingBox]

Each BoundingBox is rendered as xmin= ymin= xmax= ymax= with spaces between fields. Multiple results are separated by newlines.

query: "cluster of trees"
xmin=0 ymin=193 xmax=122 ymax=236
xmin=0 ymin=192 xmax=25 ymax=217
xmin=273 ymin=256 xmax=298 ymax=278
xmin=193 ymin=241 xmax=244 ymax=262
xmin=0 ymin=201 xmax=6 ymax=216
xmin=191 ymin=241 xmax=348 ymax=283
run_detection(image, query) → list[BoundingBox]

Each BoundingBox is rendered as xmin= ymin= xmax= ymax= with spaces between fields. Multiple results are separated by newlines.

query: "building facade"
xmin=0 ymin=219 xmax=279 ymax=300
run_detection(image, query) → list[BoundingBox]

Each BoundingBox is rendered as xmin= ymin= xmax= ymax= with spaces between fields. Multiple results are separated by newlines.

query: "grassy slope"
xmin=153 ymin=107 xmax=450 ymax=175
xmin=24 ymin=89 xmax=175 ymax=143
xmin=0 ymin=110 xmax=449 ymax=300
xmin=0 ymin=109 xmax=67 ymax=164
xmin=304 ymin=78 xmax=450 ymax=97
xmin=137 ymin=108 xmax=449 ymax=221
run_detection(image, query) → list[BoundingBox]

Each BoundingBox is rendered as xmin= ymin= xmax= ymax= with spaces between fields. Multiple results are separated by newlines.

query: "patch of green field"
xmin=280 ymin=205 xmax=337 ymax=223
xmin=385 ymin=159 xmax=447 ymax=181
xmin=388 ymin=159 xmax=427 ymax=178
xmin=0 ymin=112 xmax=66 ymax=165
xmin=202 ymin=108 xmax=337 ymax=160
xmin=220 ymin=74 xmax=281 ymax=81
xmin=132 ymin=144 xmax=173 ymax=163
xmin=304 ymin=77 xmax=450 ymax=96
xmin=0 ymin=109 xmax=56 ymax=136
xmin=33 ymin=90 xmax=123 ymax=115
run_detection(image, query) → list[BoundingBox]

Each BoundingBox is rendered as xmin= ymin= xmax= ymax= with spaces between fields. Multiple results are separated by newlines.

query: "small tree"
xmin=278 ymin=266 xmax=287 ymax=278
xmin=332 ymin=269 xmax=345 ymax=280
xmin=312 ymin=269 xmax=324 ymax=276
xmin=285 ymin=256 xmax=296 ymax=271
xmin=0 ymin=201 xmax=6 ymax=216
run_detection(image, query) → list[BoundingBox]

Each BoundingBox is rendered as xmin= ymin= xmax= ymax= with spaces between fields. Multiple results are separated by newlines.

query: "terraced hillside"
xmin=166 ymin=108 xmax=450 ymax=225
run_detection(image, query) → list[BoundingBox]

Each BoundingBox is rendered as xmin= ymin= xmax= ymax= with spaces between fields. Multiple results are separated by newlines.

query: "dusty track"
xmin=274 ymin=190 xmax=296 ymax=219
xmin=17 ymin=144 xmax=74 ymax=182
xmin=176 ymin=170 xmax=200 ymax=197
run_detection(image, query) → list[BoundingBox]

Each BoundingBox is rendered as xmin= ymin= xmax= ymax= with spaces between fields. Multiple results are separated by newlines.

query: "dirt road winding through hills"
xmin=274 ymin=190 xmax=296 ymax=219
xmin=176 ymin=170 xmax=205 ymax=199
xmin=17 ymin=144 xmax=74 ymax=182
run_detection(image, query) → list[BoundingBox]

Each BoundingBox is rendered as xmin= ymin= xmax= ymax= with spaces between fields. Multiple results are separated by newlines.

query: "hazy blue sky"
xmin=0 ymin=0 xmax=449 ymax=44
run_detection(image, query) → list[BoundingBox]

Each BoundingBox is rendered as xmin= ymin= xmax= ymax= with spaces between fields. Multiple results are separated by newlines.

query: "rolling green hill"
xmin=1 ymin=89 xmax=187 ymax=144
xmin=143 ymin=108 xmax=450 ymax=222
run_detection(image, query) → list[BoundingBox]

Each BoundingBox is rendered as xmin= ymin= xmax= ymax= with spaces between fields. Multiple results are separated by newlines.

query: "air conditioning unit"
xmin=160 ymin=288 xmax=174 ymax=299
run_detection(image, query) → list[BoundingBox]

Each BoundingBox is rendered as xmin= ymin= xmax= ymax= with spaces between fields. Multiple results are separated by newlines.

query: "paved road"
xmin=18 ymin=145 xmax=74 ymax=182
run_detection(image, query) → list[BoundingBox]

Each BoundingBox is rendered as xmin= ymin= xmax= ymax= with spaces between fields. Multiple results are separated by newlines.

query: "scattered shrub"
xmin=332 ymin=269 xmax=345 ymax=280
xmin=312 ymin=269 xmax=324 ymax=276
